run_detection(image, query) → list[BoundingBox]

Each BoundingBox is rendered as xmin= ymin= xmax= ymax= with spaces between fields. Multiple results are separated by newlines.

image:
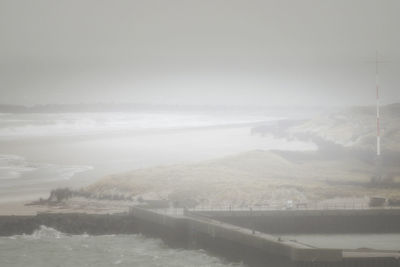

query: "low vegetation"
xmin=84 ymin=104 xmax=400 ymax=208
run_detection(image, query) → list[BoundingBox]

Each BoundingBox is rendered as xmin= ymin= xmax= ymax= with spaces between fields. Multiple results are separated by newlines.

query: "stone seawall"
xmin=192 ymin=209 xmax=400 ymax=234
xmin=130 ymin=208 xmax=400 ymax=267
xmin=1 ymin=208 xmax=400 ymax=267
xmin=0 ymin=213 xmax=137 ymax=236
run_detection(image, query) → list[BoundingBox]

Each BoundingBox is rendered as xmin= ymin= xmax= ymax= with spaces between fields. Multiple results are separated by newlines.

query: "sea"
xmin=0 ymin=109 xmax=316 ymax=202
xmin=0 ymin=226 xmax=245 ymax=267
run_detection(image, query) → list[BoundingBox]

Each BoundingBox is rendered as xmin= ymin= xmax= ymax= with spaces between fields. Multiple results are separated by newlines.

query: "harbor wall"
xmin=129 ymin=207 xmax=299 ymax=267
xmin=1 ymin=208 xmax=400 ymax=267
xmin=130 ymin=208 xmax=400 ymax=267
xmin=0 ymin=213 xmax=137 ymax=236
xmin=192 ymin=209 xmax=400 ymax=234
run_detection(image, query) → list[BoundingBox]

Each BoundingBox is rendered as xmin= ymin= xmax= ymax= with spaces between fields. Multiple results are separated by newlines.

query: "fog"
xmin=1 ymin=1 xmax=400 ymax=267
xmin=1 ymin=0 xmax=400 ymax=106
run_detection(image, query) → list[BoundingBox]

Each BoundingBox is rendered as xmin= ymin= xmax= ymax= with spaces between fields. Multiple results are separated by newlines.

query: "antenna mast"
xmin=376 ymin=50 xmax=380 ymax=157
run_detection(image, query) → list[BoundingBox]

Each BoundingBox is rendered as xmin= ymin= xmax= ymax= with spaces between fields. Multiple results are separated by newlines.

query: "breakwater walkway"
xmin=1 ymin=207 xmax=400 ymax=266
xmin=130 ymin=207 xmax=400 ymax=267
xmin=190 ymin=208 xmax=400 ymax=234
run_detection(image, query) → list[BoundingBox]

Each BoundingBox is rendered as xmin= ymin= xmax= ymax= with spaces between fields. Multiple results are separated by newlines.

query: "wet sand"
xmin=0 ymin=201 xmax=46 ymax=216
xmin=0 ymin=198 xmax=134 ymax=216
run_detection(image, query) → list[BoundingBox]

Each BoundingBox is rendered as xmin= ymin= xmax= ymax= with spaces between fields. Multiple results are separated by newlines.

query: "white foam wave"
xmin=1 ymin=231 xmax=248 ymax=267
xmin=49 ymin=165 xmax=94 ymax=180
xmin=0 ymin=154 xmax=38 ymax=179
xmin=0 ymin=112 xmax=276 ymax=139
xmin=23 ymin=225 xmax=65 ymax=240
xmin=0 ymin=154 xmax=93 ymax=181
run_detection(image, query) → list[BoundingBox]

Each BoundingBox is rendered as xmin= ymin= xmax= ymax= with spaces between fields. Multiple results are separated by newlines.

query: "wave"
xmin=0 ymin=154 xmax=39 ymax=179
xmin=30 ymin=225 xmax=65 ymax=239
xmin=7 ymin=225 xmax=66 ymax=240
xmin=0 ymin=154 xmax=93 ymax=181
xmin=0 ymin=112 xmax=280 ymax=139
xmin=3 ymin=227 xmax=247 ymax=267
xmin=8 ymin=226 xmax=123 ymax=240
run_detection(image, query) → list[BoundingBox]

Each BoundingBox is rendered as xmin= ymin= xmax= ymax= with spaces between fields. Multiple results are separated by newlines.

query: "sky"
xmin=0 ymin=0 xmax=399 ymax=107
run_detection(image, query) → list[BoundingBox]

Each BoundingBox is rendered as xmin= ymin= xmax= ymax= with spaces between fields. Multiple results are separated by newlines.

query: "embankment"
xmin=0 ymin=213 xmax=136 ymax=236
xmin=192 ymin=209 xmax=400 ymax=234
xmin=1 ymin=208 xmax=400 ymax=267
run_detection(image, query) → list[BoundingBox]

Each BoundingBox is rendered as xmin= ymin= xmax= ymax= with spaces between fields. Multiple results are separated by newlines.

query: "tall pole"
xmin=375 ymin=50 xmax=383 ymax=183
xmin=376 ymin=50 xmax=380 ymax=157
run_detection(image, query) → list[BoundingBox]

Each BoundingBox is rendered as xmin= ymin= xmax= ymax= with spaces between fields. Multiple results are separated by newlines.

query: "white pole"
xmin=376 ymin=51 xmax=381 ymax=157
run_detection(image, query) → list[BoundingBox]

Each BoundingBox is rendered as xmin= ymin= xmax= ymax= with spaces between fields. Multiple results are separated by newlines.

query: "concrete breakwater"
xmin=130 ymin=207 xmax=341 ymax=267
xmin=1 ymin=208 xmax=400 ymax=267
xmin=0 ymin=213 xmax=137 ymax=236
xmin=131 ymin=207 xmax=400 ymax=267
xmin=191 ymin=209 xmax=400 ymax=234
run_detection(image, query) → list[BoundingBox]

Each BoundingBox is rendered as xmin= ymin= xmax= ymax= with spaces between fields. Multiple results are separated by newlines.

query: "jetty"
xmin=1 ymin=206 xmax=400 ymax=266
xmin=129 ymin=207 xmax=400 ymax=267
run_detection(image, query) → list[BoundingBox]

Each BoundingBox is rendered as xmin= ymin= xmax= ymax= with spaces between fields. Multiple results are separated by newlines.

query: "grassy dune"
xmin=86 ymin=104 xmax=400 ymax=207
xmin=86 ymin=150 xmax=400 ymax=207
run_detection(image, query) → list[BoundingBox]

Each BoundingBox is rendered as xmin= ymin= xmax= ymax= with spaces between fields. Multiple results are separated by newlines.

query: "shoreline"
xmin=0 ymin=201 xmax=48 ymax=216
xmin=0 ymin=123 xmax=317 ymax=205
xmin=0 ymin=198 xmax=136 ymax=216
xmin=0 ymin=120 xmax=278 ymax=144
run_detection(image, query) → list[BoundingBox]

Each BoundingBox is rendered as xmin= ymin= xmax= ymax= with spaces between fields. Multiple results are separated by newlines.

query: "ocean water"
xmin=0 ymin=153 xmax=93 ymax=202
xmin=0 ymin=111 xmax=316 ymax=202
xmin=0 ymin=226 xmax=245 ymax=267
xmin=0 ymin=154 xmax=92 ymax=182
xmin=0 ymin=111 xmax=279 ymax=139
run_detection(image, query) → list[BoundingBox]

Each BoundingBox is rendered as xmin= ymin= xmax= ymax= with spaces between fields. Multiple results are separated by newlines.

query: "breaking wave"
xmin=0 ymin=154 xmax=92 ymax=181
xmin=2 ymin=227 xmax=246 ymax=267
xmin=0 ymin=112 xmax=276 ymax=139
xmin=28 ymin=225 xmax=65 ymax=239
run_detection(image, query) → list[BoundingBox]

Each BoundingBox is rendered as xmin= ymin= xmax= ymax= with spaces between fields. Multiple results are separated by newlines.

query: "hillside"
xmin=86 ymin=150 xmax=400 ymax=208
xmin=289 ymin=103 xmax=400 ymax=151
xmin=85 ymin=104 xmax=400 ymax=207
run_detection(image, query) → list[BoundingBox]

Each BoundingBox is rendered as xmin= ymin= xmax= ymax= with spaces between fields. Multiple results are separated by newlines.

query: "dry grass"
xmin=86 ymin=150 xmax=400 ymax=207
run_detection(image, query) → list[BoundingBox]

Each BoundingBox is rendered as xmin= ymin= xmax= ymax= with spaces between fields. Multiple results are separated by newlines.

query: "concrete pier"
xmin=1 ymin=208 xmax=399 ymax=266
xmin=192 ymin=208 xmax=400 ymax=233
xmin=130 ymin=207 xmax=400 ymax=267
xmin=0 ymin=213 xmax=137 ymax=236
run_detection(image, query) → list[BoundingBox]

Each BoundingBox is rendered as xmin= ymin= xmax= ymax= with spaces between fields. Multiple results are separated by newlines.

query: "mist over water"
xmin=1 ymin=1 xmax=399 ymax=266
xmin=0 ymin=110 xmax=316 ymax=202
xmin=0 ymin=109 xmax=316 ymax=266
xmin=0 ymin=111 xmax=276 ymax=139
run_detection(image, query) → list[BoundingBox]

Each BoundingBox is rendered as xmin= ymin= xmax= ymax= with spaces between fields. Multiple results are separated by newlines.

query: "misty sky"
xmin=0 ymin=0 xmax=399 ymax=107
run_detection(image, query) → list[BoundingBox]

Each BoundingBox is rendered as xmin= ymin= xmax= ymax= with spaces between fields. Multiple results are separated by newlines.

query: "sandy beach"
xmin=0 ymin=198 xmax=135 ymax=216
xmin=0 ymin=201 xmax=47 ymax=216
